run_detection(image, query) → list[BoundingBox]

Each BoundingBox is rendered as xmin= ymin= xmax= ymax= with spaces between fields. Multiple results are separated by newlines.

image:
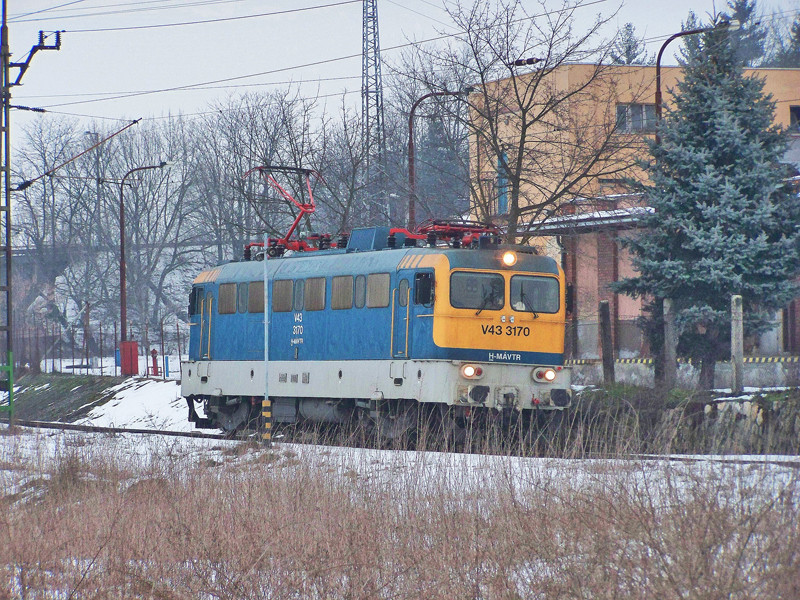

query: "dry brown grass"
xmin=1 ymin=431 xmax=798 ymax=599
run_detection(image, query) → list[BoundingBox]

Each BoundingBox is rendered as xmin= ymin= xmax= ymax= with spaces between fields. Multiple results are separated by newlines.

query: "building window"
xmin=616 ymin=103 xmax=656 ymax=132
xmin=218 ymin=283 xmax=237 ymax=314
xmin=790 ymin=106 xmax=800 ymax=132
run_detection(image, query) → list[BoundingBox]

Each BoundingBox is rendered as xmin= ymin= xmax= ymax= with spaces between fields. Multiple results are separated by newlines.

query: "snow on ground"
xmin=2 ymin=375 xmax=799 ymax=507
xmin=76 ymin=377 xmax=197 ymax=432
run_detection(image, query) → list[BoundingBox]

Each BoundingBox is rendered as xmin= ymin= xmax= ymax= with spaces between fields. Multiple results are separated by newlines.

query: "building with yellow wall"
xmin=470 ymin=63 xmax=800 ymax=358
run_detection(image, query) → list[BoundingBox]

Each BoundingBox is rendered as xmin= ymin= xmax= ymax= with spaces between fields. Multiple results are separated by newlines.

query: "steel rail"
xmin=0 ymin=418 xmax=229 ymax=440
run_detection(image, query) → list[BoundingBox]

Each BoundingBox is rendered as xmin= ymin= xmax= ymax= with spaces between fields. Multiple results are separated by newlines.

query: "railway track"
xmin=0 ymin=418 xmax=229 ymax=441
xmin=2 ymin=419 xmax=798 ymax=469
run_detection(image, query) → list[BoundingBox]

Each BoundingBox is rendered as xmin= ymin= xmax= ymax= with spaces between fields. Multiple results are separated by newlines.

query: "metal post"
xmin=655 ymin=22 xmax=738 ymax=144
xmin=160 ymin=316 xmax=165 ymax=380
xmin=118 ymin=162 xmax=167 ymax=343
xmin=731 ymin=295 xmax=744 ymax=394
xmin=99 ymin=321 xmax=103 ymax=376
xmin=84 ymin=301 xmax=90 ymax=375
xmin=0 ymin=0 xmax=13 ymax=423
xmin=664 ymin=298 xmax=677 ymax=391
xmin=599 ymin=300 xmax=615 ymax=384
xmin=262 ymin=234 xmax=272 ymax=446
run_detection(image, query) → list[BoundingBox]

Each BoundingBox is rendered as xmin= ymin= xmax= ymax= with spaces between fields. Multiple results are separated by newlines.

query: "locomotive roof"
xmin=195 ymin=245 xmax=558 ymax=285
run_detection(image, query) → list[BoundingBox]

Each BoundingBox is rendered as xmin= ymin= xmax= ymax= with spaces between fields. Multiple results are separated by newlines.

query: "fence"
xmin=12 ymin=317 xmax=186 ymax=380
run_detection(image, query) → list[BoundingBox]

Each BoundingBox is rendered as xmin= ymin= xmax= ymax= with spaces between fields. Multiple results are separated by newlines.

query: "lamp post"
xmin=118 ymin=161 xmax=167 ymax=342
xmin=408 ymin=88 xmax=472 ymax=230
xmin=655 ymin=20 xmax=739 ymax=143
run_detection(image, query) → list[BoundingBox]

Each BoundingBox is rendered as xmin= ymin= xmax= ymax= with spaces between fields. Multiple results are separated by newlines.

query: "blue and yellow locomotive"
xmin=181 ymin=222 xmax=572 ymax=435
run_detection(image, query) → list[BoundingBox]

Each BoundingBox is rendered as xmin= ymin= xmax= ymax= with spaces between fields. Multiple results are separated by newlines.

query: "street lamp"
xmin=407 ymin=88 xmax=473 ymax=230
xmin=118 ymin=161 xmax=168 ymax=343
xmin=655 ymin=19 xmax=739 ymax=143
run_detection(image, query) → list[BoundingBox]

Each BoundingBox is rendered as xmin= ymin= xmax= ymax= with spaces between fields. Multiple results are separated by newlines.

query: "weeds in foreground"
xmin=1 ymin=430 xmax=798 ymax=599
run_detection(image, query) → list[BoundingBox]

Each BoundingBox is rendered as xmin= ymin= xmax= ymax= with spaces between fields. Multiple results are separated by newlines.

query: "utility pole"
xmin=361 ymin=0 xmax=388 ymax=225
xmin=0 ymin=1 xmax=61 ymax=425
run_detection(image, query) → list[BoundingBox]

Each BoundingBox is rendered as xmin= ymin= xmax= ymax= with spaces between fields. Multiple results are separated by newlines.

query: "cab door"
xmin=199 ymin=291 xmax=213 ymax=359
xmin=391 ymin=277 xmax=411 ymax=358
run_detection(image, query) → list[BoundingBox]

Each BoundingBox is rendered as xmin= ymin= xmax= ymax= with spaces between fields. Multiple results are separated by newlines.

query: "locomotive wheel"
xmin=437 ymin=405 xmax=467 ymax=452
xmin=372 ymin=403 xmax=419 ymax=449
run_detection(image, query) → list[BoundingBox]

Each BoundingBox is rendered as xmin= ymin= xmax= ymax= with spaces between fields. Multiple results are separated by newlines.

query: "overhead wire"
xmin=13 ymin=0 xmax=362 ymax=32
xmin=10 ymin=0 xmax=273 ymax=22
xmin=11 ymin=0 xmax=90 ymax=20
xmin=25 ymin=0 xmax=613 ymax=112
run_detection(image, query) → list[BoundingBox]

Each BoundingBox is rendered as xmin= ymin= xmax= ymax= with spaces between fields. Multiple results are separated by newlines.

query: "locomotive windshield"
xmin=510 ymin=275 xmax=559 ymax=314
xmin=450 ymin=272 xmax=504 ymax=311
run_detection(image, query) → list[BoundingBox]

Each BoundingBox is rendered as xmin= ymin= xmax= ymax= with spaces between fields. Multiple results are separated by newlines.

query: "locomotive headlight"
xmin=532 ymin=367 xmax=557 ymax=382
xmin=460 ymin=364 xmax=484 ymax=379
xmin=501 ymin=250 xmax=517 ymax=267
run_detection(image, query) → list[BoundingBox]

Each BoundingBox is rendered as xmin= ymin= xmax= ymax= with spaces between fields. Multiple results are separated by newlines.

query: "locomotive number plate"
xmin=481 ymin=324 xmax=531 ymax=337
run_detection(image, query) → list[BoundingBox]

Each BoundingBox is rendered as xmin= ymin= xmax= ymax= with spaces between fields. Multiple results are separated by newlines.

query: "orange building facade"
xmin=471 ymin=63 xmax=800 ymax=358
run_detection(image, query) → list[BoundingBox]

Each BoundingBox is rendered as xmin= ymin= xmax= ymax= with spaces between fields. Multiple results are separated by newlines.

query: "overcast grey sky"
xmin=6 ymin=0 xmax=796 ymax=129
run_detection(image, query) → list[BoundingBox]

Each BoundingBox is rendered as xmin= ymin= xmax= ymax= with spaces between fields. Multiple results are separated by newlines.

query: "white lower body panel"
xmin=181 ymin=359 xmax=570 ymax=410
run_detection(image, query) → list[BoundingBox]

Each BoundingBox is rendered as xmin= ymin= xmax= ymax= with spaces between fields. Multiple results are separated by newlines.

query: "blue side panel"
xmin=186 ymin=248 xmax=565 ymax=367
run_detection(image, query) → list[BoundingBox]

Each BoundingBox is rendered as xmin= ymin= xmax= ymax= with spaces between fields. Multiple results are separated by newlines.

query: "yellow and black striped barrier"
xmin=261 ymin=397 xmax=272 ymax=446
xmin=565 ymin=356 xmax=799 ymax=366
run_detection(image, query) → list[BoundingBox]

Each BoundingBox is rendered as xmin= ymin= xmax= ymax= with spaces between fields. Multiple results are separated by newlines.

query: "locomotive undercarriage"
xmin=186 ymin=393 xmax=566 ymax=450
xmin=183 ymin=358 xmax=571 ymax=442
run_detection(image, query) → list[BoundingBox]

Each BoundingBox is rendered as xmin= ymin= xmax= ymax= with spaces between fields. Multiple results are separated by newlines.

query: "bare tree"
xmin=405 ymin=0 xmax=647 ymax=243
xmin=192 ymin=89 xmax=327 ymax=260
xmin=310 ymin=98 xmax=366 ymax=233
xmin=14 ymin=117 xmax=80 ymax=324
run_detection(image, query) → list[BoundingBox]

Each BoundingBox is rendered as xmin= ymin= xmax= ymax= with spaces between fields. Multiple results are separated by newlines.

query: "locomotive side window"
xmin=332 ymin=275 xmax=353 ymax=310
xmin=293 ymin=280 xmax=305 ymax=311
xmin=237 ymin=282 xmax=249 ymax=313
xmin=354 ymin=275 xmax=366 ymax=308
xmin=249 ymin=281 xmax=264 ymax=313
xmin=510 ymin=276 xmax=559 ymax=314
xmin=398 ymin=279 xmax=409 ymax=307
xmin=189 ymin=286 xmax=204 ymax=316
xmin=273 ymin=280 xmax=293 ymax=312
xmin=218 ymin=283 xmax=237 ymax=314
xmin=414 ymin=273 xmax=434 ymax=305
xmin=366 ymin=273 xmax=390 ymax=308
xmin=305 ymin=277 xmax=326 ymax=311
xmin=450 ymin=272 xmax=504 ymax=311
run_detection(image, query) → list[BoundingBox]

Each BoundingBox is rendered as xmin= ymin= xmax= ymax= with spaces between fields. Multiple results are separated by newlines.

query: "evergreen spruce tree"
xmin=725 ymin=0 xmax=766 ymax=65
xmin=613 ymin=17 xmax=800 ymax=390
xmin=768 ymin=17 xmax=800 ymax=67
xmin=610 ymin=23 xmax=652 ymax=65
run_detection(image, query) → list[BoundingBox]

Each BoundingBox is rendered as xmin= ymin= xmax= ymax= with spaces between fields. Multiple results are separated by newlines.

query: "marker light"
xmin=533 ymin=367 xmax=557 ymax=382
xmin=502 ymin=251 xmax=518 ymax=267
xmin=460 ymin=364 xmax=484 ymax=379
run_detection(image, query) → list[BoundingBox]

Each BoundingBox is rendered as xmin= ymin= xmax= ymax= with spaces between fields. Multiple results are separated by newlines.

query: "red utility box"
xmin=120 ymin=341 xmax=139 ymax=376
